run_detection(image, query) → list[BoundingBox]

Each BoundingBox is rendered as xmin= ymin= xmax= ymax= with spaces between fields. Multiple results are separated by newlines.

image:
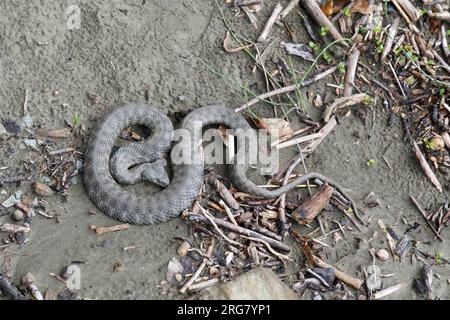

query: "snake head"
xmin=141 ymin=159 xmax=170 ymax=188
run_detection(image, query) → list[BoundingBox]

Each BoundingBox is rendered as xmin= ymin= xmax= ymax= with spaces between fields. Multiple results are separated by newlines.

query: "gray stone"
xmin=200 ymin=267 xmax=298 ymax=300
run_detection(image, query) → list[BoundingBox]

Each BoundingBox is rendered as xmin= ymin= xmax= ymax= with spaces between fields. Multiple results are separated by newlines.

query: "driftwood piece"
xmin=312 ymin=255 xmax=363 ymax=290
xmin=412 ymin=141 xmax=443 ymax=193
xmin=381 ymin=17 xmax=400 ymax=61
xmin=257 ymin=3 xmax=283 ymax=43
xmin=280 ymin=0 xmax=300 ymax=20
xmin=187 ymin=213 xmax=291 ymax=252
xmin=292 ymin=184 xmax=333 ymax=224
xmin=299 ymin=0 xmax=348 ymax=46
xmin=377 ymin=219 xmax=399 ymax=260
xmin=410 ymin=196 xmax=444 ymax=241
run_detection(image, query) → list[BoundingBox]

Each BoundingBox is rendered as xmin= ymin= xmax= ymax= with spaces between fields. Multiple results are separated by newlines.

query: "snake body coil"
xmin=85 ymin=104 xmax=356 ymax=225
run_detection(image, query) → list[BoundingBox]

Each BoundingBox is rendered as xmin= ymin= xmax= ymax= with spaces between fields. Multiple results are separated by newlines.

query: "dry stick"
xmin=240 ymin=235 xmax=291 ymax=260
xmin=303 ymin=116 xmax=337 ymax=155
xmin=187 ymin=213 xmax=291 ymax=252
xmin=23 ymin=89 xmax=29 ymax=116
xmin=377 ymin=219 xmax=398 ymax=260
xmin=208 ymin=175 xmax=242 ymax=212
xmin=388 ymin=61 xmax=407 ymax=99
xmin=323 ymin=93 xmax=369 ymax=122
xmin=48 ymin=147 xmax=75 ymax=157
xmin=391 ymin=0 xmax=419 ymax=34
xmin=381 ymin=17 xmax=400 ymax=61
xmin=219 ymin=200 xmax=238 ymax=226
xmin=179 ymin=238 xmax=216 ymax=294
xmin=442 ymin=132 xmax=450 ymax=150
xmin=299 ymin=0 xmax=348 ymax=46
xmin=428 ymin=11 xmax=450 ymax=22
xmin=188 ymin=278 xmax=220 ymax=292
xmin=373 ymin=280 xmax=410 ymax=300
xmin=312 ymin=255 xmax=363 ymax=290
xmin=199 ymin=205 xmax=243 ymax=248
xmin=90 ymin=223 xmax=129 ymax=235
xmin=429 ymin=47 xmax=450 ymax=74
xmin=280 ymin=0 xmax=300 ymax=21
xmin=393 ymin=0 xmax=421 ymax=22
xmin=275 ymin=132 xmax=322 ymax=150
xmin=412 ymin=141 xmax=443 ymax=193
xmin=257 ymin=3 xmax=283 ymax=43
xmin=235 ymin=65 xmax=338 ymax=112
xmin=343 ymin=48 xmax=360 ymax=97
xmin=410 ymin=196 xmax=444 ymax=242
xmin=278 ymin=155 xmax=304 ymax=236
xmin=242 ymin=6 xmax=259 ymax=29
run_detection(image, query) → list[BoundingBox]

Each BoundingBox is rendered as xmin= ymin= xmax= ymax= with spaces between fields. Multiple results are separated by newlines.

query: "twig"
xmin=275 ymin=132 xmax=322 ymax=150
xmin=381 ymin=17 xmax=400 ymax=61
xmin=89 ymin=223 xmax=130 ymax=235
xmin=235 ymin=65 xmax=338 ymax=112
xmin=257 ymin=3 xmax=283 ymax=43
xmin=48 ymin=147 xmax=75 ymax=157
xmin=179 ymin=238 xmax=216 ymax=294
xmin=388 ymin=61 xmax=407 ymax=99
xmin=23 ymin=89 xmax=29 ymax=116
xmin=219 ymin=200 xmax=238 ymax=225
xmin=344 ymin=48 xmax=360 ymax=97
xmin=199 ymin=205 xmax=243 ymax=247
xmin=241 ymin=236 xmax=291 ymax=261
xmin=323 ymin=93 xmax=369 ymax=122
xmin=299 ymin=0 xmax=348 ymax=46
xmin=187 ymin=213 xmax=291 ymax=252
xmin=312 ymin=255 xmax=363 ymax=289
xmin=410 ymin=196 xmax=444 ymax=241
xmin=373 ymin=280 xmax=410 ymax=300
xmin=412 ymin=141 xmax=443 ymax=193
xmin=280 ymin=0 xmax=299 ymax=21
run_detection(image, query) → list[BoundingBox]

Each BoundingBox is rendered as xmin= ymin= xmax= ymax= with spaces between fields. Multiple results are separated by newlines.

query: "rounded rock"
xmin=12 ymin=209 xmax=24 ymax=222
xmin=376 ymin=248 xmax=390 ymax=261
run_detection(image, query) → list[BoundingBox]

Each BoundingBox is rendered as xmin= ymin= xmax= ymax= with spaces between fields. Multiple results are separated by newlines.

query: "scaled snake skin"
xmin=84 ymin=104 xmax=356 ymax=225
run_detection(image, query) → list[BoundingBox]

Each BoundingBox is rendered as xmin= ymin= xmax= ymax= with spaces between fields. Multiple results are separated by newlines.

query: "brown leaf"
xmin=254 ymin=118 xmax=294 ymax=140
xmin=350 ymin=0 xmax=372 ymax=15
xmin=321 ymin=0 xmax=334 ymax=16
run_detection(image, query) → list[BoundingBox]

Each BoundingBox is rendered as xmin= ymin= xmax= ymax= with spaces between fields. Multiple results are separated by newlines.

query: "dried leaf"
xmin=254 ymin=118 xmax=293 ymax=140
xmin=321 ymin=0 xmax=334 ymax=16
xmin=350 ymin=0 xmax=372 ymax=15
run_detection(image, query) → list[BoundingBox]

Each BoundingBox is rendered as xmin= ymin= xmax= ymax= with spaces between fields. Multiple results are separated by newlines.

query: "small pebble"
xmin=376 ymin=248 xmax=390 ymax=261
xmin=33 ymin=183 xmax=55 ymax=197
xmin=12 ymin=209 xmax=24 ymax=222
xmin=177 ymin=241 xmax=190 ymax=257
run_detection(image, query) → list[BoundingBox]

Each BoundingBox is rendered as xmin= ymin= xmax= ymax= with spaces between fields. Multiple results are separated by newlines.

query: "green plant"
xmin=366 ymin=159 xmax=376 ymax=167
xmin=73 ymin=113 xmax=81 ymax=127
xmin=374 ymin=36 xmax=384 ymax=55
xmin=320 ymin=26 xmax=329 ymax=37
xmin=373 ymin=25 xmax=382 ymax=34
xmin=323 ymin=51 xmax=333 ymax=63
xmin=338 ymin=62 xmax=346 ymax=74
xmin=342 ymin=7 xmax=351 ymax=17
xmin=439 ymin=87 xmax=446 ymax=96
xmin=363 ymin=95 xmax=374 ymax=105
xmin=435 ymin=252 xmax=444 ymax=264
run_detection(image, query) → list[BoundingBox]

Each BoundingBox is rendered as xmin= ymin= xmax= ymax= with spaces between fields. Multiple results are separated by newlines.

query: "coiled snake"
xmin=84 ymin=104 xmax=357 ymax=225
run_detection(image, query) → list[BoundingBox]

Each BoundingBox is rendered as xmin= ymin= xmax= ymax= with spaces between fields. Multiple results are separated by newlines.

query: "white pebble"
xmin=376 ymin=248 xmax=390 ymax=261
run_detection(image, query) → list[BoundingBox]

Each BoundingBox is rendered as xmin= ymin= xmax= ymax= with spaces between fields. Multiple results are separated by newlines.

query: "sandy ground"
xmin=0 ymin=0 xmax=448 ymax=299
